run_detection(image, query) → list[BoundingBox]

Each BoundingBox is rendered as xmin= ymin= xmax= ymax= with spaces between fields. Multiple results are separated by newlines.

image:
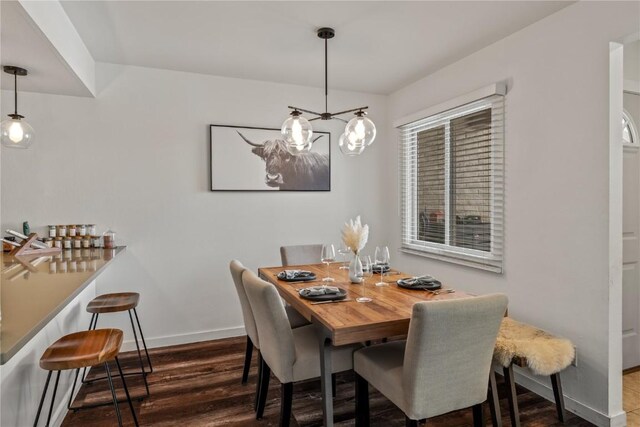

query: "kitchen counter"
xmin=0 ymin=247 xmax=125 ymax=364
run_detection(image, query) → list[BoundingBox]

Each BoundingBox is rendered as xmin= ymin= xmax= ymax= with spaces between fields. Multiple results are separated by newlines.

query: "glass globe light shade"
xmin=1 ymin=117 xmax=34 ymax=149
xmin=281 ymin=113 xmax=313 ymax=155
xmin=338 ymin=133 xmax=365 ymax=156
xmin=344 ymin=113 xmax=376 ymax=147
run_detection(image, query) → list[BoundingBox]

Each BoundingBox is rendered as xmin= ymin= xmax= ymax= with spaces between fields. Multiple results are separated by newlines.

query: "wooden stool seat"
xmin=87 ymin=292 xmax=140 ymax=313
xmin=40 ymin=329 xmax=123 ymax=371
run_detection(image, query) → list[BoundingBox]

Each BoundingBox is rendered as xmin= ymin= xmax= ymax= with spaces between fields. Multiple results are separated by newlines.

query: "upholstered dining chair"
xmin=280 ymin=244 xmax=323 ymax=266
xmin=354 ymin=294 xmax=508 ymax=427
xmin=229 ymin=260 xmax=308 ymax=409
xmin=242 ymin=269 xmax=362 ymax=426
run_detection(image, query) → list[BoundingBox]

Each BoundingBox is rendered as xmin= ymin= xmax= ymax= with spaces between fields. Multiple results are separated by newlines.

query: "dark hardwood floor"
xmin=63 ymin=336 xmax=594 ymax=426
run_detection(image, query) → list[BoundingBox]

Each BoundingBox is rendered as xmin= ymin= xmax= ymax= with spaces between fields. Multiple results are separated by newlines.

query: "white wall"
xmin=1 ymin=63 xmax=387 ymax=347
xmin=385 ymin=2 xmax=638 ymax=425
xmin=624 ymin=40 xmax=640 ymax=92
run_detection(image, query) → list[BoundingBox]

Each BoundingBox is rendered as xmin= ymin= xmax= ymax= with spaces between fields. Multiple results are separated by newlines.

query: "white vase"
xmin=349 ymin=253 xmax=363 ymax=284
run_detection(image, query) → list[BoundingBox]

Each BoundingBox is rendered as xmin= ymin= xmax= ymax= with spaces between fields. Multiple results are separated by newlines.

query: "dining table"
xmin=258 ymin=261 xmax=477 ymax=427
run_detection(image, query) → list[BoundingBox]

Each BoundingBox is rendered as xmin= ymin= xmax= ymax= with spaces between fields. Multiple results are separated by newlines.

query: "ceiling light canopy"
xmin=1 ymin=66 xmax=34 ymax=149
xmin=281 ymin=28 xmax=376 ymax=156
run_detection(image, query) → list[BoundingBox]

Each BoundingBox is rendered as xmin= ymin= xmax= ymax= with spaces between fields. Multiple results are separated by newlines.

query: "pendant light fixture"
xmin=1 ymin=66 xmax=34 ymax=149
xmin=281 ymin=27 xmax=376 ymax=156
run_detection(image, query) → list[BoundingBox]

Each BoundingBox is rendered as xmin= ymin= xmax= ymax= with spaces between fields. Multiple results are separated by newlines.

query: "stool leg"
xmin=45 ymin=371 xmax=61 ymax=427
xmin=503 ymin=365 xmax=521 ymax=427
xmin=128 ymin=310 xmax=150 ymax=395
xmin=105 ymin=362 xmax=123 ymax=427
xmin=133 ymin=308 xmax=153 ymax=372
xmin=67 ymin=366 xmax=81 ymax=410
xmin=242 ymin=336 xmax=253 ymax=385
xmin=551 ymin=373 xmax=566 ymax=423
xmin=116 ymin=356 xmax=140 ymax=427
xmin=33 ymin=371 xmax=52 ymax=427
xmin=81 ymin=313 xmax=99 ymax=383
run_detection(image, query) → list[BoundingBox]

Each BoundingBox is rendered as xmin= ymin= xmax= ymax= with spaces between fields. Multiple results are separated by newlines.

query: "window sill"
xmin=399 ymin=247 xmax=503 ymax=274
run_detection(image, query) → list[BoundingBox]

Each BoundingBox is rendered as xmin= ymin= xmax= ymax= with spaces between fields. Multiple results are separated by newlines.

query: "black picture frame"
xmin=209 ymin=124 xmax=331 ymax=192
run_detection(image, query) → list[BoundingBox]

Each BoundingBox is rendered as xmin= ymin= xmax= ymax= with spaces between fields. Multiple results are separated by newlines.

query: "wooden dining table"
xmin=258 ymin=262 xmax=476 ymax=427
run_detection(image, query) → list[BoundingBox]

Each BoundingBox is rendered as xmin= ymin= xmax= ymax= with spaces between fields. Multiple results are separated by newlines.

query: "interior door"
xmin=623 ymin=144 xmax=640 ymax=370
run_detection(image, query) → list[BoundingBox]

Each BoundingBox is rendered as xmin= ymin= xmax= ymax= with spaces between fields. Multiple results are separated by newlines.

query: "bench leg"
xmin=355 ymin=373 xmax=370 ymax=427
xmin=503 ymin=365 xmax=521 ymax=427
xmin=551 ymin=373 xmax=566 ymax=423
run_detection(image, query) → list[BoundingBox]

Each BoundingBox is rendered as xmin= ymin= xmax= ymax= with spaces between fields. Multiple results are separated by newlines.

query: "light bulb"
xmin=1 ymin=117 xmax=34 ymax=149
xmin=281 ymin=112 xmax=313 ymax=154
xmin=338 ymin=133 xmax=364 ymax=156
xmin=345 ymin=113 xmax=376 ymax=147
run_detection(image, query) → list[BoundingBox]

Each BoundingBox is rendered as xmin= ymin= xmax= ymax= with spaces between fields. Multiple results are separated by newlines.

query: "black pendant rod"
xmin=14 ymin=72 xmax=18 ymax=116
xmin=324 ymin=36 xmax=328 ymax=114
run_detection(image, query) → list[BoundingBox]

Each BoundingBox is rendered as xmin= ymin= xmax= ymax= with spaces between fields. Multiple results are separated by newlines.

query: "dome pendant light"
xmin=281 ymin=27 xmax=376 ymax=155
xmin=1 ymin=66 xmax=34 ymax=149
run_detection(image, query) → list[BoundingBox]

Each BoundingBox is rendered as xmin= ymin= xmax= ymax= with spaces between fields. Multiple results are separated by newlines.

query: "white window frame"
xmin=396 ymin=84 xmax=506 ymax=273
xmin=623 ymin=110 xmax=638 ymax=147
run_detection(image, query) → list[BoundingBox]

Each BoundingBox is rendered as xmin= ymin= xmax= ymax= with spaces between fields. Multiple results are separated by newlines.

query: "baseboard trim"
xmin=120 ymin=326 xmax=246 ymax=352
xmin=512 ymin=369 xmax=627 ymax=427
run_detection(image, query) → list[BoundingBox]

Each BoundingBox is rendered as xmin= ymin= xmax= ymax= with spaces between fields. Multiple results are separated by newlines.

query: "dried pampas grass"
xmin=341 ymin=216 xmax=369 ymax=254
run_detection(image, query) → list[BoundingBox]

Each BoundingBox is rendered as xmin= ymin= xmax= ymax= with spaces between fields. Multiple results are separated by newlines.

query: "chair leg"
xmin=280 ymin=382 xmax=293 ymax=427
xmin=405 ymin=417 xmax=419 ymax=427
xmin=115 ymin=357 xmax=140 ymax=426
xmin=503 ymin=365 xmax=521 ymax=427
xmin=133 ymin=308 xmax=153 ymax=372
xmin=488 ymin=369 xmax=502 ymax=427
xmin=332 ymin=373 xmax=337 ymax=397
xmin=33 ymin=371 xmax=52 ymax=427
xmin=105 ymin=362 xmax=123 ymax=427
xmin=242 ymin=336 xmax=253 ymax=385
xmin=254 ymin=352 xmax=262 ymax=412
xmin=128 ymin=310 xmax=150 ymax=395
xmin=473 ymin=403 xmax=486 ymax=427
xmin=551 ymin=373 xmax=566 ymax=423
xmin=355 ymin=373 xmax=370 ymax=427
xmin=256 ymin=358 xmax=271 ymax=420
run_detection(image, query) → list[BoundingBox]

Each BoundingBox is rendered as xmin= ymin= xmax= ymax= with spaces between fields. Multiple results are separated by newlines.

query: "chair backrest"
xmin=280 ymin=244 xmax=323 ymax=266
xmin=402 ymin=294 xmax=508 ymax=419
xmin=229 ymin=260 xmax=259 ymax=348
xmin=242 ymin=269 xmax=296 ymax=382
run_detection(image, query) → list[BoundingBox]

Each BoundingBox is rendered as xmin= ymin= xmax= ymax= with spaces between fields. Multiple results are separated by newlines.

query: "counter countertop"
xmin=0 ymin=247 xmax=126 ymax=364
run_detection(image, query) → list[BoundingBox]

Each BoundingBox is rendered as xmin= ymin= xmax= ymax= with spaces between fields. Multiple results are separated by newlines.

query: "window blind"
xmin=399 ymin=94 xmax=504 ymax=272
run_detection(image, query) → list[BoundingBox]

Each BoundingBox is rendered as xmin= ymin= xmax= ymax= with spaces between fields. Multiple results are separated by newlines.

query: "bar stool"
xmin=81 ymin=292 xmax=152 ymax=395
xmin=34 ymin=329 xmax=139 ymax=427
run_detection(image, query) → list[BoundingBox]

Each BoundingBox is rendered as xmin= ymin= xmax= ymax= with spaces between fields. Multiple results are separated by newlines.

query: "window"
xmin=623 ymin=111 xmax=638 ymax=146
xmin=399 ymin=92 xmax=504 ymax=272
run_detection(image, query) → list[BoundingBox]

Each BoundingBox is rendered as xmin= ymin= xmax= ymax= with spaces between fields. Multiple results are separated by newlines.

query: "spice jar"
xmin=91 ymin=235 xmax=101 ymax=248
xmin=73 ymin=236 xmax=82 ymax=249
xmin=43 ymin=238 xmax=53 ymax=248
xmin=103 ymin=229 xmax=116 ymax=249
xmin=48 ymin=225 xmax=57 ymax=238
xmin=57 ymin=225 xmax=67 ymax=238
xmin=68 ymin=225 xmax=77 ymax=237
xmin=63 ymin=237 xmax=72 ymax=249
xmin=82 ymin=237 xmax=91 ymax=248
xmin=87 ymin=224 xmax=97 ymax=236
xmin=78 ymin=224 xmax=87 ymax=237
xmin=53 ymin=238 xmax=63 ymax=249
xmin=57 ymin=260 xmax=67 ymax=273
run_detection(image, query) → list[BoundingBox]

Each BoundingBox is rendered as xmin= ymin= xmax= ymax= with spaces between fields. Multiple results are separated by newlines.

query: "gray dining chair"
xmin=242 ymin=269 xmax=361 ymax=426
xmin=354 ymin=294 xmax=508 ymax=427
xmin=229 ymin=260 xmax=308 ymax=410
xmin=280 ymin=244 xmax=323 ymax=266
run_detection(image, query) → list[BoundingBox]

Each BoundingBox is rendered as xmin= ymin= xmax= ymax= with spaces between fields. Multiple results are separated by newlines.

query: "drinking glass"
xmin=338 ymin=243 xmax=351 ymax=270
xmin=357 ymin=255 xmax=373 ymax=303
xmin=375 ymin=246 xmax=390 ymax=287
xmin=321 ymin=244 xmax=336 ymax=283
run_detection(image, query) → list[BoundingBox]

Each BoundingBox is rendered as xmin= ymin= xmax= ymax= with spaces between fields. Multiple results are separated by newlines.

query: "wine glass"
xmin=357 ymin=255 xmax=373 ymax=303
xmin=338 ymin=243 xmax=351 ymax=270
xmin=375 ymin=246 xmax=390 ymax=287
xmin=321 ymin=244 xmax=336 ymax=283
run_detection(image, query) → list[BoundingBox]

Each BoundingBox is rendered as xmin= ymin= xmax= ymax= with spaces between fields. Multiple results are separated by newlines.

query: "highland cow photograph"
xmin=210 ymin=124 xmax=331 ymax=191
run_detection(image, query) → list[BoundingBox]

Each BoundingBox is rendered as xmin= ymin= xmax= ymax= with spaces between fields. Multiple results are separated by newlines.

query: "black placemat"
xmin=396 ymin=277 xmax=442 ymax=291
xmin=299 ymin=286 xmax=348 ymax=301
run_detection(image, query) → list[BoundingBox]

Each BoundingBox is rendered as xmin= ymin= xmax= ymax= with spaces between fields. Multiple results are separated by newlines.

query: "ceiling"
xmin=58 ymin=1 xmax=573 ymax=95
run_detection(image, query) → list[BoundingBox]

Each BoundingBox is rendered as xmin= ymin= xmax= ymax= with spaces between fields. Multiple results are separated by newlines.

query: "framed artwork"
xmin=209 ymin=124 xmax=330 ymax=191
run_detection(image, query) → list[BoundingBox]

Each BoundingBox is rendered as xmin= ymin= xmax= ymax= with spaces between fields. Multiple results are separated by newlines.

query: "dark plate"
xmin=397 ymin=278 xmax=442 ymax=291
xmin=277 ymin=271 xmax=317 ymax=282
xmin=299 ymin=287 xmax=348 ymax=301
